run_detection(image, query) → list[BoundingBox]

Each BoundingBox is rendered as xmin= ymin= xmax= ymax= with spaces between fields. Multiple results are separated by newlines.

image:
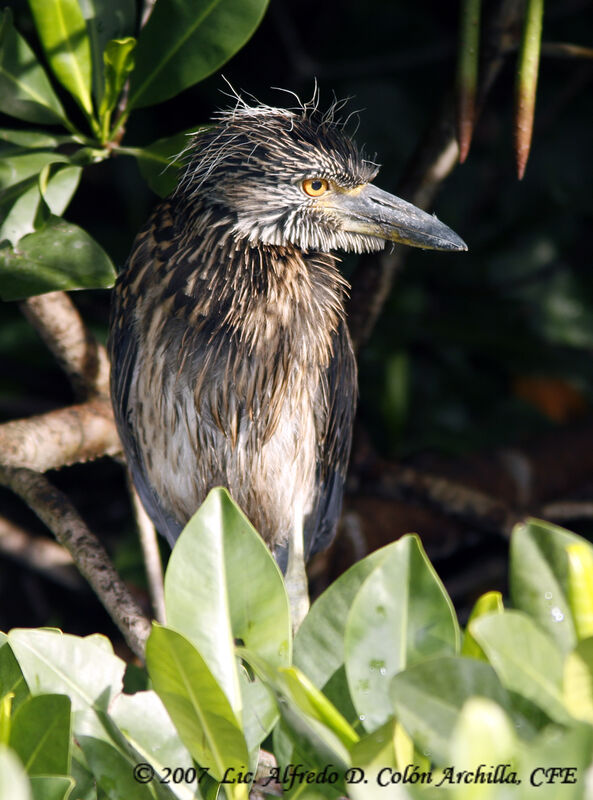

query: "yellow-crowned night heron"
xmin=109 ymin=99 xmax=466 ymax=625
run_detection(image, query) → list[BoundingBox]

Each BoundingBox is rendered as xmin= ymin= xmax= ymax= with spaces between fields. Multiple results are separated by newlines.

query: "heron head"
xmin=178 ymin=101 xmax=467 ymax=254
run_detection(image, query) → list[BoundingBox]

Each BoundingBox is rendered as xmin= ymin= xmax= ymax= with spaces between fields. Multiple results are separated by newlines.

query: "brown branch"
xmin=20 ymin=292 xmax=110 ymax=398
xmin=130 ymin=483 xmax=166 ymax=624
xmin=0 ymin=467 xmax=151 ymax=659
xmin=0 ymin=399 xmax=120 ymax=472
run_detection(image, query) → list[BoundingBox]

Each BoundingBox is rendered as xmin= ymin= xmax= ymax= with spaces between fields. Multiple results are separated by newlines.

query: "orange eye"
xmin=302 ymin=178 xmax=329 ymax=197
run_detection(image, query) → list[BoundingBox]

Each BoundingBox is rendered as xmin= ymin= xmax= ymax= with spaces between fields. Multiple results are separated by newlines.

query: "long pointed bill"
xmin=331 ymin=183 xmax=467 ymax=251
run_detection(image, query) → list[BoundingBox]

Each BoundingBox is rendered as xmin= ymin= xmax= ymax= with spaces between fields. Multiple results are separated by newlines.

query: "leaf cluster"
xmin=0 ymin=0 xmax=269 ymax=300
xmin=2 ymin=489 xmax=593 ymax=799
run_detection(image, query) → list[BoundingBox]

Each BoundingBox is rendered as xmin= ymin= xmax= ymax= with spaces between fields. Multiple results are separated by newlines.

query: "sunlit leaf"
xmin=28 ymin=0 xmax=93 ymax=117
xmin=563 ymin=637 xmax=593 ymax=724
xmin=470 ymin=610 xmax=570 ymax=724
xmin=128 ymin=0 xmax=270 ymax=109
xmin=461 ymin=591 xmax=504 ymax=660
xmin=100 ymin=37 xmax=136 ymax=119
xmin=0 ymin=9 xmax=66 ymax=124
xmin=10 ymin=694 xmax=71 ymax=775
xmin=0 ymin=744 xmax=31 ymax=800
xmin=146 ymin=624 xmax=249 ymax=798
xmin=345 ymin=534 xmax=459 ymax=730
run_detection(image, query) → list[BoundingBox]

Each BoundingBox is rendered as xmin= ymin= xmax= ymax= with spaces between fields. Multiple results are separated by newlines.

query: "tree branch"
xmin=0 ymin=466 xmax=151 ymax=659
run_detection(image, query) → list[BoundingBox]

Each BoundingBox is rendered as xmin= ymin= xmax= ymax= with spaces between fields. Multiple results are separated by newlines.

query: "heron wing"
xmin=305 ymin=319 xmax=357 ymax=559
xmin=108 ymin=202 xmax=184 ymax=547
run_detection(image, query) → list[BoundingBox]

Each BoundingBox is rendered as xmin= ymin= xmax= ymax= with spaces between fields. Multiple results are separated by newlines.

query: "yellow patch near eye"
xmin=302 ymin=178 xmax=329 ymax=197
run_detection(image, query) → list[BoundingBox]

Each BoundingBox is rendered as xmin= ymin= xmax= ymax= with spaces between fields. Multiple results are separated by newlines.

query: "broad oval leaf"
xmin=0 ymin=10 xmax=66 ymax=124
xmin=470 ymin=610 xmax=570 ymax=724
xmin=10 ymin=694 xmax=71 ymax=775
xmin=0 ymin=641 xmax=30 ymax=712
xmin=77 ymin=736 xmax=155 ymax=800
xmin=28 ymin=776 xmax=74 ymax=800
xmin=345 ymin=534 xmax=460 ymax=730
xmin=510 ymin=518 xmax=585 ymax=652
xmin=563 ymin=637 xmax=593 ymax=724
xmin=461 ymin=590 xmax=504 ymax=661
xmin=128 ymin=0 xmax=270 ymax=109
xmin=146 ymin=624 xmax=249 ymax=796
xmin=7 ymin=629 xmax=125 ymax=714
xmin=0 ymin=215 xmax=116 ymax=300
xmin=390 ymin=656 xmax=511 ymax=764
xmin=164 ymin=488 xmax=290 ymax=718
xmin=28 ymin=0 xmax=93 ymax=116
xmin=132 ymin=128 xmax=200 ymax=197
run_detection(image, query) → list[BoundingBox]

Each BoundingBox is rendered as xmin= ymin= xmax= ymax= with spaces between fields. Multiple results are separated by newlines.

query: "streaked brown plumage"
xmin=109 ymin=98 xmax=466 ymax=618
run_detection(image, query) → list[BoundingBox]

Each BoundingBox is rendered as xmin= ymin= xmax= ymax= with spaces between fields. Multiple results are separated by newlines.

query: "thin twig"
xmin=0 ymin=467 xmax=151 ymax=660
xmin=130 ymin=483 xmax=166 ymax=624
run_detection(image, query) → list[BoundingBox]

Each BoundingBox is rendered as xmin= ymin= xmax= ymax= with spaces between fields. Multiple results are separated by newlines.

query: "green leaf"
xmin=10 ymin=694 xmax=71 ymax=775
xmin=78 ymin=0 xmax=135 ymax=104
xmin=1 ymin=164 xmax=81 ymax=246
xmin=563 ymin=637 xmax=593 ymax=724
xmin=0 ymin=129 xmax=71 ymax=149
xmin=566 ymin=543 xmax=593 ymax=640
xmin=345 ymin=534 xmax=460 ymax=730
xmin=77 ymin=737 xmax=155 ymax=800
xmin=244 ymin=651 xmax=353 ymax=773
xmin=128 ymin=0 xmax=270 ymax=109
xmin=164 ymin=488 xmax=290 ymax=721
xmin=510 ymin=518 xmax=585 ymax=651
xmin=461 ymin=591 xmax=504 ymax=660
xmin=517 ymin=723 xmax=593 ymax=800
xmin=0 ymin=10 xmax=66 ymax=124
xmin=100 ymin=37 xmax=136 ymax=119
xmin=450 ymin=698 xmax=517 ymax=800
xmin=0 ymin=215 xmax=116 ymax=300
xmin=0 ymin=149 xmax=69 ymax=194
xmin=0 ymin=641 xmax=30 ymax=712
xmin=146 ymin=624 xmax=249 ymax=798
xmin=131 ymin=129 xmax=199 ymax=197
xmin=0 ymin=744 xmax=31 ymax=800
xmin=7 ymin=629 xmax=125 ymax=716
xmin=29 ymin=776 xmax=74 ymax=800
xmin=110 ymin=691 xmax=197 ymax=800
xmin=28 ymin=0 xmax=93 ymax=117
xmin=470 ymin=610 xmax=571 ymax=724
xmin=390 ymin=656 xmax=511 ymax=764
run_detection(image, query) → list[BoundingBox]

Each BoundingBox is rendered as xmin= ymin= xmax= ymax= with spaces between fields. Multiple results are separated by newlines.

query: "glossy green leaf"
xmin=100 ymin=37 xmax=136 ymax=119
xmin=516 ymin=723 xmax=593 ymax=800
xmin=0 ymin=215 xmax=116 ymax=300
xmin=345 ymin=534 xmax=460 ymax=730
xmin=0 ymin=641 xmax=30 ymax=712
xmin=450 ymin=698 xmax=517 ymax=800
xmin=78 ymin=0 xmax=135 ymax=104
xmin=7 ymin=630 xmax=125 ymax=716
xmin=0 ymin=10 xmax=66 ymax=124
xmin=131 ymin=129 xmax=199 ymax=197
xmin=510 ymin=518 xmax=584 ymax=651
xmin=470 ymin=610 xmax=570 ymax=724
xmin=10 ymin=694 xmax=71 ymax=775
xmin=146 ymin=624 xmax=249 ymax=797
xmin=128 ymin=0 xmax=270 ymax=109
xmin=0 ymin=744 xmax=31 ymax=800
xmin=28 ymin=0 xmax=93 ymax=117
xmin=0 ymin=129 xmax=71 ymax=149
xmin=110 ymin=691 xmax=196 ymax=800
xmin=29 ymin=775 xmax=74 ymax=800
xmin=77 ymin=737 xmax=155 ymax=800
xmin=244 ymin=650 xmax=354 ymax=772
xmin=390 ymin=656 xmax=510 ymax=764
xmin=0 ymin=149 xmax=69 ymax=193
xmin=563 ymin=637 xmax=593 ymax=724
xmin=566 ymin=543 xmax=593 ymax=640
xmin=1 ymin=164 xmax=81 ymax=246
xmin=165 ymin=488 xmax=290 ymax=719
xmin=461 ymin=591 xmax=504 ymax=660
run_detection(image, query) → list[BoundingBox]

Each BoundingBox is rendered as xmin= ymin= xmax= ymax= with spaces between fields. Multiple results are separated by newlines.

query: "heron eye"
xmin=302 ymin=178 xmax=329 ymax=197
